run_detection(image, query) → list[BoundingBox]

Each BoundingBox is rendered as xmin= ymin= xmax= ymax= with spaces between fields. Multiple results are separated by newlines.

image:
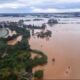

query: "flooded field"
xmin=29 ymin=24 xmax=80 ymax=79
xmin=1 ymin=17 xmax=80 ymax=79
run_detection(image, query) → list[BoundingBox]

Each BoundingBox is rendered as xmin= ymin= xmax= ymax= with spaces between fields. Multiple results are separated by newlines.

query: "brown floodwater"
xmin=29 ymin=24 xmax=80 ymax=79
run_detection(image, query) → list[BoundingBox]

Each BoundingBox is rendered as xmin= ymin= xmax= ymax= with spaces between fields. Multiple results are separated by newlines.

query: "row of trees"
xmin=36 ymin=30 xmax=52 ymax=39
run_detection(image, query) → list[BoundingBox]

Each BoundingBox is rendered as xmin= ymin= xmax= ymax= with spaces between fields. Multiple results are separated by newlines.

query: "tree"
xmin=48 ymin=19 xmax=58 ymax=26
xmin=34 ymin=70 xmax=44 ymax=79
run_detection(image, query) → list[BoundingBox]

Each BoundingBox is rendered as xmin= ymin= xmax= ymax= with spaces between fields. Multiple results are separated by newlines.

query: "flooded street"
xmin=30 ymin=24 xmax=80 ymax=79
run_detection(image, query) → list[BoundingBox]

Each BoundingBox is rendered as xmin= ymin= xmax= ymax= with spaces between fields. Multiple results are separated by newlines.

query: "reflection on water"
xmin=29 ymin=24 xmax=80 ymax=79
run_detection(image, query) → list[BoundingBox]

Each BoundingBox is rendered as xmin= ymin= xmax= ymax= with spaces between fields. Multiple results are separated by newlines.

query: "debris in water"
xmin=68 ymin=66 xmax=71 ymax=69
xmin=65 ymin=71 xmax=69 ymax=74
xmin=52 ymin=58 xmax=55 ymax=62
xmin=41 ymin=45 xmax=43 ymax=48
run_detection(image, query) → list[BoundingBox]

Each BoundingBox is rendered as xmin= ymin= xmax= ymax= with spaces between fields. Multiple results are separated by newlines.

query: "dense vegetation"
xmin=34 ymin=70 xmax=44 ymax=80
xmin=0 ymin=22 xmax=48 ymax=80
xmin=36 ymin=30 xmax=52 ymax=39
xmin=48 ymin=19 xmax=58 ymax=26
xmin=3 ymin=21 xmax=46 ymax=30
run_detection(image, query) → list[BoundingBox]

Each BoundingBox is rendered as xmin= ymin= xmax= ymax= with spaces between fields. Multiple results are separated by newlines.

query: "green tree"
xmin=34 ymin=70 xmax=44 ymax=79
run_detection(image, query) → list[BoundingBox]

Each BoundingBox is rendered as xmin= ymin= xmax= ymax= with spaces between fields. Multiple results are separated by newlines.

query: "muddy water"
xmin=29 ymin=24 xmax=80 ymax=79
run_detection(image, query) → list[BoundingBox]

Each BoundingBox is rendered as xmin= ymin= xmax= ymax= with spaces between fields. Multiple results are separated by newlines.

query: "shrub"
xmin=34 ymin=70 xmax=43 ymax=79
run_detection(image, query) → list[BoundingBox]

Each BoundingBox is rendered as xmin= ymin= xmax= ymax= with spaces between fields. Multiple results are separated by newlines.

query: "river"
xmin=29 ymin=23 xmax=80 ymax=79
